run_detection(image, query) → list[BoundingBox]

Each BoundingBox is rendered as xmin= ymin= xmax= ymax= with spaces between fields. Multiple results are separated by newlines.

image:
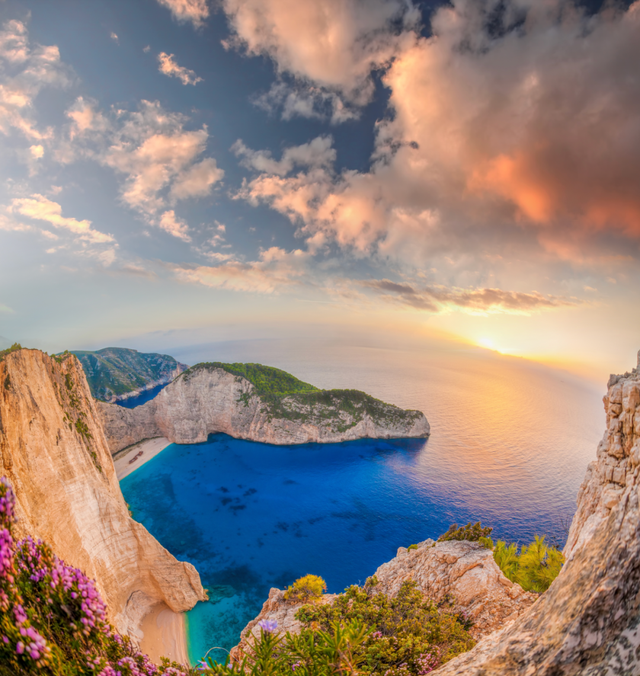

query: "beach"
xmin=113 ymin=437 xmax=172 ymax=480
xmin=140 ymin=603 xmax=190 ymax=668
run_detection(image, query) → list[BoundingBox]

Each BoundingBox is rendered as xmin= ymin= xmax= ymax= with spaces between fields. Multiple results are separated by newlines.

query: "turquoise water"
xmin=119 ymin=341 xmax=605 ymax=664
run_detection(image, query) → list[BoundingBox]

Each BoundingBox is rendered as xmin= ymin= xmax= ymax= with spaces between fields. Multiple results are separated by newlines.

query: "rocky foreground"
xmin=234 ymin=351 xmax=640 ymax=674
xmin=97 ymin=362 xmax=430 ymax=452
xmin=0 ymin=349 xmax=205 ymax=638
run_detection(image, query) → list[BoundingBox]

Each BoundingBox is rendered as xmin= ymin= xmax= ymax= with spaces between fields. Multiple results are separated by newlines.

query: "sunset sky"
xmin=0 ymin=0 xmax=639 ymax=381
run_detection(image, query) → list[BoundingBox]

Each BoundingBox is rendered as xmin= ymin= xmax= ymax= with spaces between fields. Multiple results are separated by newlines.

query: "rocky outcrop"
xmin=97 ymin=364 xmax=430 ymax=452
xmin=431 ymin=351 xmax=640 ymax=675
xmin=230 ymin=539 xmax=535 ymax=660
xmin=0 ymin=349 xmax=206 ymax=638
xmin=372 ymin=540 xmax=536 ymax=640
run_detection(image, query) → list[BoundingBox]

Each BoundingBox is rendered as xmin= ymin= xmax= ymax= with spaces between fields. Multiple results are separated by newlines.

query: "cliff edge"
xmin=0 ymin=349 xmax=206 ymax=638
xmin=432 ymin=351 xmax=640 ymax=674
xmin=97 ymin=362 xmax=430 ymax=452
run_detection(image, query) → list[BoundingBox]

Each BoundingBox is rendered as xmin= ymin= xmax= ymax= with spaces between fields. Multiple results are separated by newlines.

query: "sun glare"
xmin=478 ymin=337 xmax=496 ymax=350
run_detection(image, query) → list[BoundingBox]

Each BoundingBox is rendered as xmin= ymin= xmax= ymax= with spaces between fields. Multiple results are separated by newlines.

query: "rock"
xmin=372 ymin=539 xmax=536 ymax=640
xmin=433 ymin=353 xmax=640 ymax=675
xmin=97 ymin=364 xmax=430 ymax=452
xmin=0 ymin=349 xmax=206 ymax=637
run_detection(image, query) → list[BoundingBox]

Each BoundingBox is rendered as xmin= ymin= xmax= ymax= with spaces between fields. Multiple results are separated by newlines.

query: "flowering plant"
xmin=0 ymin=477 xmax=197 ymax=676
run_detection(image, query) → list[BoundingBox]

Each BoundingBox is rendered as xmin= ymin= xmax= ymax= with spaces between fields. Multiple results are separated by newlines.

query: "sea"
xmin=118 ymin=338 xmax=606 ymax=665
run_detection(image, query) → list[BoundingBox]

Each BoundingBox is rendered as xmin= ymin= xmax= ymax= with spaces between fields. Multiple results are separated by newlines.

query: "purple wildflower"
xmin=258 ymin=619 xmax=278 ymax=633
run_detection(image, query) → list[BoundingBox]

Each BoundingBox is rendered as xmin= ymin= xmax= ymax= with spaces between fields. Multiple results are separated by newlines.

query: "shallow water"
xmin=119 ymin=340 xmax=605 ymax=664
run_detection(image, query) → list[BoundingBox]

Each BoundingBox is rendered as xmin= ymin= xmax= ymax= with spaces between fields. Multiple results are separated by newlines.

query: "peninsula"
xmin=97 ymin=361 xmax=430 ymax=451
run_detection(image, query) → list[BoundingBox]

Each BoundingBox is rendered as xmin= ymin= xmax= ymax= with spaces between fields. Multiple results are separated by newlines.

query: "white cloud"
xmin=0 ymin=20 xmax=71 ymax=141
xmin=110 ymin=32 xmax=119 ymax=43
xmin=9 ymin=194 xmax=115 ymax=244
xmin=155 ymin=0 xmax=209 ymax=28
xmin=100 ymin=100 xmax=223 ymax=216
xmin=232 ymin=135 xmax=335 ymax=176
xmin=158 ymin=209 xmax=191 ymax=241
xmin=29 ymin=144 xmax=43 ymax=158
xmin=158 ymin=52 xmax=203 ymax=85
xmin=174 ymin=246 xmax=310 ymax=293
xmin=222 ymin=0 xmax=418 ymax=117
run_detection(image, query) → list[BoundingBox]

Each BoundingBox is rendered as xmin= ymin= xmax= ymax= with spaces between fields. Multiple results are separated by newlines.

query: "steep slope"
xmin=431 ymin=351 xmax=640 ymax=675
xmin=71 ymin=347 xmax=188 ymax=403
xmin=97 ymin=362 xmax=430 ymax=451
xmin=0 ymin=349 xmax=206 ymax=638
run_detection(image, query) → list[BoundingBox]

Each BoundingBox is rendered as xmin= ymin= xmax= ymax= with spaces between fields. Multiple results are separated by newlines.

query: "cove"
xmin=120 ymin=432 xmax=578 ymax=663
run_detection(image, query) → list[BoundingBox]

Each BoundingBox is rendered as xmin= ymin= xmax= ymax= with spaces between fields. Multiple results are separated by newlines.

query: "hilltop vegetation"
xmin=182 ymin=362 xmax=424 ymax=432
xmin=71 ymin=347 xmax=187 ymax=401
xmin=0 ymin=343 xmax=22 ymax=363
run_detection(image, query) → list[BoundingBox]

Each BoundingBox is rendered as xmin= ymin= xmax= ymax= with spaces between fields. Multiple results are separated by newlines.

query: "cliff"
xmin=97 ymin=362 xmax=430 ymax=451
xmin=71 ymin=347 xmax=188 ymax=403
xmin=0 ymin=349 xmax=206 ymax=638
xmin=431 ymin=351 xmax=640 ymax=674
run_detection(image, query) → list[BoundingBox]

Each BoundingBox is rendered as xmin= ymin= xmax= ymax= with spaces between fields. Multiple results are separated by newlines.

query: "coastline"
xmin=140 ymin=603 xmax=190 ymax=668
xmin=113 ymin=437 xmax=172 ymax=480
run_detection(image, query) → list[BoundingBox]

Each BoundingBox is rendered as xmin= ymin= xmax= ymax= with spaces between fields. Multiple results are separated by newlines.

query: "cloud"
xmin=100 ymin=100 xmax=223 ymax=216
xmin=29 ymin=144 xmax=43 ymax=158
xmin=110 ymin=32 xmax=119 ymax=43
xmin=157 ymin=52 xmax=203 ymax=85
xmin=361 ymin=279 xmax=580 ymax=315
xmin=158 ymin=209 xmax=191 ymax=241
xmin=235 ymin=0 xmax=640 ymax=274
xmin=156 ymin=0 xmax=209 ymax=28
xmin=0 ymin=19 xmax=71 ymax=141
xmin=173 ymin=246 xmax=310 ymax=293
xmin=232 ymin=135 xmax=335 ymax=175
xmin=8 ymin=194 xmax=114 ymax=244
xmin=252 ymin=81 xmax=360 ymax=124
xmin=221 ymin=0 xmax=418 ymax=116
xmin=65 ymin=97 xmax=108 ymax=140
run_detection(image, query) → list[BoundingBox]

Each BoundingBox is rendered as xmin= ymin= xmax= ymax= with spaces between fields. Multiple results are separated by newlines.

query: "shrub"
xmin=494 ymin=536 xmax=564 ymax=593
xmin=407 ymin=544 xmax=418 ymax=551
xmin=438 ymin=522 xmax=493 ymax=542
xmin=0 ymin=476 xmax=197 ymax=676
xmin=284 ymin=574 xmax=327 ymax=603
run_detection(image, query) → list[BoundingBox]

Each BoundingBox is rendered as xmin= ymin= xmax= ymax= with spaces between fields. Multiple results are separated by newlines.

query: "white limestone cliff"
xmin=96 ymin=364 xmax=430 ymax=453
xmin=0 ymin=349 xmax=206 ymax=638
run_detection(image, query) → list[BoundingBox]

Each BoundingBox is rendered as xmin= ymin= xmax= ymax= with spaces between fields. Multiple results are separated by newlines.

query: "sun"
xmin=478 ymin=337 xmax=496 ymax=350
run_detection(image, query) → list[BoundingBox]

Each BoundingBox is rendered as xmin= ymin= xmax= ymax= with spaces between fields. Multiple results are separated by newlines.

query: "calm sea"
xmin=119 ymin=339 xmax=605 ymax=664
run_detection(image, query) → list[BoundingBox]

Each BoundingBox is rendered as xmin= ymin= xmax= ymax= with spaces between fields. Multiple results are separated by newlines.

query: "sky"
xmin=0 ymin=0 xmax=639 ymax=381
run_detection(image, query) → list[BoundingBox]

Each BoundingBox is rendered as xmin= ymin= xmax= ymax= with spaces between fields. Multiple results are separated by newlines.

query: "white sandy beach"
xmin=114 ymin=437 xmax=172 ymax=480
xmin=140 ymin=603 xmax=190 ymax=668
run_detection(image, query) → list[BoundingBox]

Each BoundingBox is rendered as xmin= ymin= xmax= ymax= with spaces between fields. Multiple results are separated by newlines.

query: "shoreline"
xmin=113 ymin=437 xmax=172 ymax=480
xmin=140 ymin=602 xmax=190 ymax=668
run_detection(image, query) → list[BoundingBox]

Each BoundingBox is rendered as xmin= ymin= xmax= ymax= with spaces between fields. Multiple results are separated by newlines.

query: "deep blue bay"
xmin=119 ymin=341 xmax=606 ymax=664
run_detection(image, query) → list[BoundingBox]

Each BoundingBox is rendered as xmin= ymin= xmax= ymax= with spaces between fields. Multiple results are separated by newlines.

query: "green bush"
xmin=407 ymin=544 xmax=418 ymax=551
xmin=438 ymin=522 xmax=493 ymax=542
xmin=0 ymin=343 xmax=22 ymax=363
xmin=494 ymin=536 xmax=564 ymax=593
xmin=284 ymin=574 xmax=327 ymax=603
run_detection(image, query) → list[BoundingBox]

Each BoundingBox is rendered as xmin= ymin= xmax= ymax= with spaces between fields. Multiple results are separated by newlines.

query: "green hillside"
xmin=71 ymin=347 xmax=187 ymax=401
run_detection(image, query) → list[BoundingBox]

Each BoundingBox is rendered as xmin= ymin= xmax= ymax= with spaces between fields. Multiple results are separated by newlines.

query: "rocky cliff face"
xmin=97 ymin=365 xmax=430 ymax=452
xmin=431 ymin=351 xmax=640 ymax=675
xmin=0 ymin=349 xmax=206 ymax=638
